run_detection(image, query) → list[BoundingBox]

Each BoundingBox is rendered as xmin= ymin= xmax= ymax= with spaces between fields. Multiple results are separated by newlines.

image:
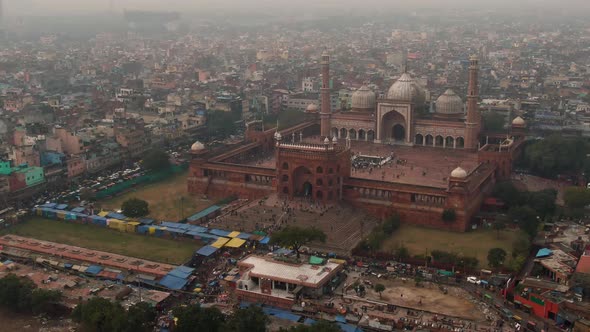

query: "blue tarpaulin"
xmin=85 ymin=265 xmax=103 ymax=275
xmin=187 ymin=205 xmax=221 ymax=222
xmin=71 ymin=207 xmax=85 ymax=213
xmin=196 ymin=245 xmax=219 ymax=257
xmin=237 ymin=233 xmax=252 ymax=239
xmin=209 ymin=229 xmax=231 ymax=237
xmin=261 ymin=306 xmax=301 ymax=322
xmin=536 ymin=248 xmax=553 ymax=258
xmin=55 ymin=204 xmax=68 ymax=210
xmin=168 ymin=266 xmax=195 ymax=279
xmin=107 ymin=212 xmax=127 ymax=220
xmin=158 ymin=275 xmax=189 ymax=290
xmin=41 ymin=203 xmax=57 ymax=208
xmin=259 ymin=237 xmax=270 ymax=244
xmin=304 ymin=318 xmax=317 ymax=325
xmin=139 ymin=218 xmax=155 ymax=225
xmin=337 ymin=322 xmax=363 ymax=332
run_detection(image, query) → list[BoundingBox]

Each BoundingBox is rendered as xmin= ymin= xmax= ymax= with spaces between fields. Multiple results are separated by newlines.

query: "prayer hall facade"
xmin=188 ymin=52 xmax=526 ymax=232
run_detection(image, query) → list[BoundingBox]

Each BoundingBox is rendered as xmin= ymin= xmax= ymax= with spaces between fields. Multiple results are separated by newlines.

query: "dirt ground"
xmin=100 ymin=170 xmax=213 ymax=221
xmin=0 ymin=309 xmax=76 ymax=332
xmin=363 ymin=277 xmax=484 ymax=321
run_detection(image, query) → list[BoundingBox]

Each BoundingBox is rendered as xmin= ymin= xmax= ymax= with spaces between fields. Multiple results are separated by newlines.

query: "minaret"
xmin=320 ymin=51 xmax=331 ymax=139
xmin=465 ymin=55 xmax=481 ymax=150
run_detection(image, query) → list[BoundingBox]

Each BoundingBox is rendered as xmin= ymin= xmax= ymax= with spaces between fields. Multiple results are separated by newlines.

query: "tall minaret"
xmin=465 ymin=55 xmax=481 ymax=150
xmin=320 ymin=51 xmax=331 ymax=139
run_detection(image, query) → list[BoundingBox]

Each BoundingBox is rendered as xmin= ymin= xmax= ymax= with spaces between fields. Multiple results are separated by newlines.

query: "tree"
xmin=270 ymin=226 xmax=327 ymax=259
xmin=143 ymin=149 xmax=170 ymax=171
xmin=526 ymin=190 xmax=557 ymax=218
xmin=280 ymin=320 xmax=341 ymax=332
xmin=564 ymin=187 xmax=590 ymax=209
xmin=31 ymin=289 xmax=62 ymax=314
xmin=522 ymin=135 xmax=590 ymax=179
xmin=382 ymin=214 xmax=401 ymax=235
xmin=492 ymin=181 xmax=523 ymax=207
xmin=482 ymin=111 xmax=506 ymax=132
xmin=72 ymin=297 xmax=127 ymax=332
xmin=487 ymin=248 xmax=507 ymax=268
xmin=395 ymin=246 xmax=410 ymax=261
xmin=125 ymin=302 xmax=156 ymax=332
xmin=206 ymin=110 xmax=238 ymax=138
xmin=0 ymin=274 xmax=34 ymax=312
xmin=511 ymin=232 xmax=531 ymax=258
xmin=493 ymin=216 xmax=507 ymax=239
xmin=224 ymin=305 xmax=269 ymax=332
xmin=173 ymin=304 xmax=225 ymax=332
xmin=442 ymin=209 xmax=457 ymax=223
xmin=508 ymin=205 xmax=539 ymax=238
xmin=121 ymin=198 xmax=149 ymax=217
xmin=374 ymin=284 xmax=386 ymax=299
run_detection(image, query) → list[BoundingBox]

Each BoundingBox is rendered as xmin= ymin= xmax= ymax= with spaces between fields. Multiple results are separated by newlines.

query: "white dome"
xmin=275 ymin=132 xmax=282 ymax=140
xmin=351 ymin=85 xmax=376 ymax=110
xmin=332 ymin=136 xmax=338 ymax=144
xmin=512 ymin=116 xmax=526 ymax=126
xmin=306 ymin=103 xmax=318 ymax=112
xmin=324 ymin=137 xmax=330 ymax=144
xmin=387 ymin=73 xmax=425 ymax=105
xmin=451 ymin=167 xmax=468 ymax=179
xmin=191 ymin=141 xmax=205 ymax=151
xmin=436 ymin=89 xmax=463 ymax=114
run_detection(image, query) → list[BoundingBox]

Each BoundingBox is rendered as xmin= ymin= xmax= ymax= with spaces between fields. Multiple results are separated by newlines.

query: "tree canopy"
xmin=564 ymin=187 xmax=590 ymax=209
xmin=482 ymin=111 xmax=506 ymax=132
xmin=270 ymin=226 xmax=326 ymax=259
xmin=0 ymin=274 xmax=62 ymax=314
xmin=173 ymin=304 xmax=226 ymax=332
xmin=508 ymin=205 xmax=539 ymax=238
xmin=487 ymin=248 xmax=507 ymax=268
xmin=121 ymin=198 xmax=149 ymax=217
xmin=207 ymin=110 xmax=239 ymax=139
xmin=374 ymin=284 xmax=386 ymax=299
xmin=442 ymin=209 xmax=457 ymax=223
xmin=224 ymin=305 xmax=269 ymax=332
xmin=520 ymin=135 xmax=590 ymax=179
xmin=280 ymin=320 xmax=342 ymax=332
xmin=142 ymin=149 xmax=171 ymax=171
xmin=73 ymin=300 xmax=155 ymax=332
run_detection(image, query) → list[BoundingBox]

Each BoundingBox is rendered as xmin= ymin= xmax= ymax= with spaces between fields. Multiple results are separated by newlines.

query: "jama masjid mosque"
xmin=188 ymin=52 xmax=526 ymax=231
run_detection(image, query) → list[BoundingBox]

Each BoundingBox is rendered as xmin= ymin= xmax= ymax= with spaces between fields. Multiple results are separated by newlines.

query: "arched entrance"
xmin=456 ymin=137 xmax=465 ymax=148
xmin=415 ymin=134 xmax=424 ymax=145
xmin=292 ymin=166 xmax=313 ymax=197
xmin=380 ymin=110 xmax=407 ymax=142
xmin=392 ymin=124 xmax=405 ymax=141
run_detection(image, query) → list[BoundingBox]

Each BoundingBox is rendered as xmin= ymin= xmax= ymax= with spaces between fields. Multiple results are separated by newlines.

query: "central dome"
xmin=435 ymin=89 xmax=463 ymax=114
xmin=351 ymin=85 xmax=376 ymax=111
xmin=387 ymin=73 xmax=425 ymax=105
xmin=191 ymin=141 xmax=205 ymax=151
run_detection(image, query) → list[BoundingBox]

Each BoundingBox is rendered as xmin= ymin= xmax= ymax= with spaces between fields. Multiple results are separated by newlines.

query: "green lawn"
xmin=2 ymin=218 xmax=200 ymax=265
xmin=99 ymin=170 xmax=213 ymax=221
xmin=381 ymin=224 xmax=524 ymax=268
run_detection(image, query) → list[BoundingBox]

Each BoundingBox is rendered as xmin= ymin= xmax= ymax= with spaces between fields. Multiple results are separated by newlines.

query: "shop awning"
xmin=227 ymin=231 xmax=241 ymax=238
xmin=225 ymin=238 xmax=246 ymax=248
xmin=196 ymin=245 xmax=219 ymax=257
xmin=211 ymin=237 xmax=230 ymax=248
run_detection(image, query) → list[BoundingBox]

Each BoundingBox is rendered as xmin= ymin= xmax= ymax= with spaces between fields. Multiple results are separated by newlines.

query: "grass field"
xmin=99 ymin=170 xmax=213 ymax=221
xmin=2 ymin=218 xmax=200 ymax=264
xmin=381 ymin=224 xmax=524 ymax=267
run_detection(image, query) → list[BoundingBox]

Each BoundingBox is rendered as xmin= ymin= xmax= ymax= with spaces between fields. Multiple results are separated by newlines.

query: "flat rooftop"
xmin=236 ymin=136 xmax=480 ymax=189
xmin=0 ymin=235 xmax=175 ymax=277
xmin=239 ymin=255 xmax=342 ymax=287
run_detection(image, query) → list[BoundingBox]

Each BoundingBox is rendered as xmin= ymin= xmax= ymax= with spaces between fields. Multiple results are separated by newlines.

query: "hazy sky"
xmin=5 ymin=0 xmax=590 ymax=16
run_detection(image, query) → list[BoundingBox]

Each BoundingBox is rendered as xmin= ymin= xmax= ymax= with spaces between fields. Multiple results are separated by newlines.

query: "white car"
xmin=467 ymin=276 xmax=480 ymax=284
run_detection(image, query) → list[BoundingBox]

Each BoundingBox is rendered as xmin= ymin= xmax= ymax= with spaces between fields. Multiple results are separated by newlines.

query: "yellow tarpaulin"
xmin=224 ymin=238 xmax=246 ymax=248
xmin=211 ymin=237 xmax=230 ymax=248
xmin=98 ymin=211 xmax=109 ymax=217
xmin=227 ymin=231 xmax=241 ymax=238
xmin=148 ymin=227 xmax=155 ymax=235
